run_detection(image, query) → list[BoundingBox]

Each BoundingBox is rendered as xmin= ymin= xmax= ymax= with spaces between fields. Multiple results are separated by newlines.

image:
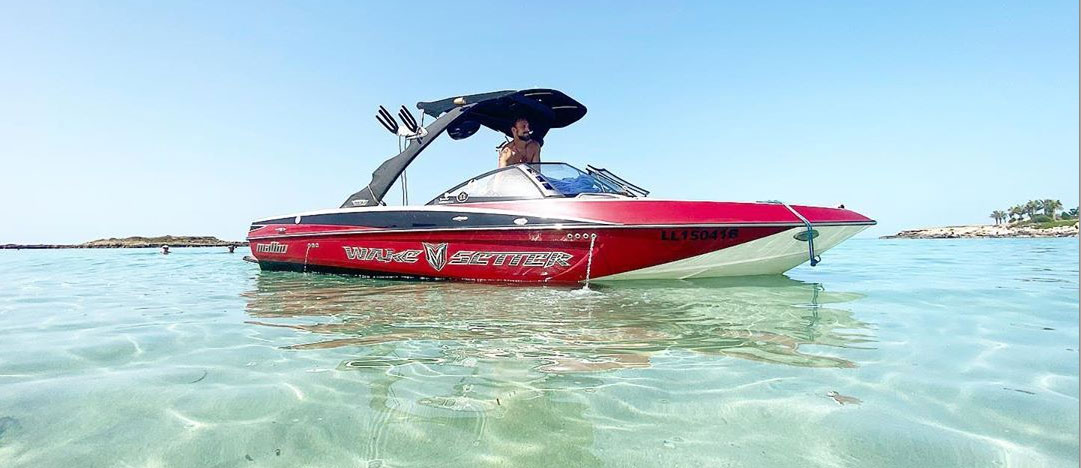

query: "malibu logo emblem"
xmin=423 ymin=243 xmax=449 ymax=271
xmin=256 ymin=242 xmax=288 ymax=254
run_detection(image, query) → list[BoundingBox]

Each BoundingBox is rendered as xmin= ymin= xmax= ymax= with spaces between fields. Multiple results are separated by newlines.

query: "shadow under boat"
xmin=242 ymin=273 xmax=874 ymax=372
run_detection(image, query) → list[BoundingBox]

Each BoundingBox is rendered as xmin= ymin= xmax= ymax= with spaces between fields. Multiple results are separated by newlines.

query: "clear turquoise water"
xmin=0 ymin=239 xmax=1076 ymax=467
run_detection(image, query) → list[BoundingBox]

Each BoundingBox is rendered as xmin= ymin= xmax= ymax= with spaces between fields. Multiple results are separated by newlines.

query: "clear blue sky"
xmin=1 ymin=2 xmax=1077 ymax=243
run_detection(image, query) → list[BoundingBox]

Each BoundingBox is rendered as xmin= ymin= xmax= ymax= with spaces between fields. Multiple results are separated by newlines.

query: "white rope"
xmin=303 ymin=242 xmax=318 ymax=273
xmin=583 ymin=233 xmax=597 ymax=289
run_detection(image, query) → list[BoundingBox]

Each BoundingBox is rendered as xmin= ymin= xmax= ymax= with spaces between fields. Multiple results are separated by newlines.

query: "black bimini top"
xmin=340 ymin=89 xmax=587 ymax=209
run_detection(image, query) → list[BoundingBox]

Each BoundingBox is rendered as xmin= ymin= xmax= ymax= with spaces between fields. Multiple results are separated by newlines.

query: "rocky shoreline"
xmin=0 ymin=236 xmax=248 ymax=249
xmin=882 ymin=223 xmax=1079 ymax=239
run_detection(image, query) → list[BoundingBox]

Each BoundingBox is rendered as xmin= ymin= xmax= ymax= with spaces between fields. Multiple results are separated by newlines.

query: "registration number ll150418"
xmin=660 ymin=229 xmax=739 ymax=241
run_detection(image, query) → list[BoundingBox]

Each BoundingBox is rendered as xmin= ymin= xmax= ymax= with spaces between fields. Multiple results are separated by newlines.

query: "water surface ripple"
xmin=0 ymin=239 xmax=1076 ymax=467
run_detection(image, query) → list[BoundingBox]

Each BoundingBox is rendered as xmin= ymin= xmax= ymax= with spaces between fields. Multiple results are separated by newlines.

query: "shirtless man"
xmin=498 ymin=117 xmax=541 ymax=167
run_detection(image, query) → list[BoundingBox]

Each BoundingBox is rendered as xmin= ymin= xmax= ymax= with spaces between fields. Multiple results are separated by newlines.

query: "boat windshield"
xmin=526 ymin=163 xmax=627 ymax=196
xmin=429 ymin=166 xmax=545 ymax=204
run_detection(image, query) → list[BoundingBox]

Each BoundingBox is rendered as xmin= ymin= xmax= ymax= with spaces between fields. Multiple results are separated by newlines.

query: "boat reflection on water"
xmin=241 ymin=275 xmax=875 ymax=465
xmin=242 ymin=274 xmax=873 ymax=372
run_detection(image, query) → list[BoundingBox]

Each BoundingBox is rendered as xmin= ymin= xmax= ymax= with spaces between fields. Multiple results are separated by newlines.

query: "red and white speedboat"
xmin=247 ymin=89 xmax=875 ymax=283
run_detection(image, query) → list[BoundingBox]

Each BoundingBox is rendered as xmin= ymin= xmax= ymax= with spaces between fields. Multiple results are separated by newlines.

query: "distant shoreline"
xmin=882 ymin=223 xmax=1078 ymax=239
xmin=0 ymin=236 xmax=248 ymax=250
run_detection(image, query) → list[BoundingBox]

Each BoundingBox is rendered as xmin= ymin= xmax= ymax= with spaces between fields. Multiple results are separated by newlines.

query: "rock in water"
xmin=826 ymin=391 xmax=862 ymax=405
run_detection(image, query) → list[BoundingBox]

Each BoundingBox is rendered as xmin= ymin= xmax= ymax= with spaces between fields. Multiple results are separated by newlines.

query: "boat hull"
xmin=247 ymin=200 xmax=875 ymax=282
xmin=248 ymin=223 xmax=870 ymax=282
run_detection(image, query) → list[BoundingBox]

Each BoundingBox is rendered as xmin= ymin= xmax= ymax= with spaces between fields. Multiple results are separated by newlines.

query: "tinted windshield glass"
xmin=527 ymin=163 xmax=625 ymax=196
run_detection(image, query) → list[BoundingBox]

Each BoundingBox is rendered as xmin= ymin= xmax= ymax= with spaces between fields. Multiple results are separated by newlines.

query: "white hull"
xmin=594 ymin=224 xmax=869 ymax=280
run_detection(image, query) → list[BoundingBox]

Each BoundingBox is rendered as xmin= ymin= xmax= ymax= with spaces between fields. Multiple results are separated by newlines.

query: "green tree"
xmin=1024 ymin=200 xmax=1040 ymax=220
xmin=991 ymin=210 xmax=1007 ymax=224
xmin=1008 ymin=206 xmax=1023 ymax=223
xmin=1041 ymin=199 xmax=1063 ymax=219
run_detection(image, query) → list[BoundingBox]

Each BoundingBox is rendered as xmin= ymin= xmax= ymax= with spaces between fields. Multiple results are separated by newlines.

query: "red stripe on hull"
xmin=249 ymin=226 xmax=790 ymax=283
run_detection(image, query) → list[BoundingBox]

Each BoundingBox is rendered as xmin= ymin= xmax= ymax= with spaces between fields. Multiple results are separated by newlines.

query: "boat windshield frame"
xmin=427 ymin=162 xmax=631 ymax=205
xmin=523 ymin=162 xmax=630 ymax=197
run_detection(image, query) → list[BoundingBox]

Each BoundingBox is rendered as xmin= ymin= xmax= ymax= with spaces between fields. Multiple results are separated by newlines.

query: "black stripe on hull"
xmin=256 ymin=261 xmax=578 ymax=284
xmin=252 ymin=211 xmax=591 ymax=231
xmin=257 ymin=260 xmax=449 ymax=281
xmin=248 ymin=221 xmax=876 ymax=241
